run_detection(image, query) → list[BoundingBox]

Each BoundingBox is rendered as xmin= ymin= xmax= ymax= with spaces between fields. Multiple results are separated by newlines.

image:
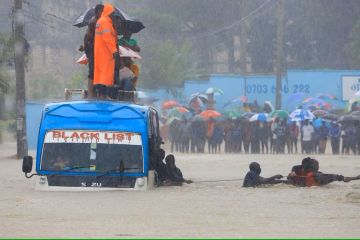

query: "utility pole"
xmin=239 ymin=0 xmax=248 ymax=97
xmin=239 ymin=0 xmax=248 ymax=75
xmin=275 ymin=0 xmax=285 ymax=110
xmin=14 ymin=0 xmax=28 ymax=159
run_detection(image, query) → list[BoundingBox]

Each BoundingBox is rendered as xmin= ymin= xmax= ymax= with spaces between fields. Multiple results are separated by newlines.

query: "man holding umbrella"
xmin=81 ymin=4 xmax=103 ymax=98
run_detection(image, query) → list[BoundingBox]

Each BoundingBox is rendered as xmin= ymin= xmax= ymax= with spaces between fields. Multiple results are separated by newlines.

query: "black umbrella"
xmin=73 ymin=7 xmax=145 ymax=34
xmin=351 ymin=110 xmax=360 ymax=117
xmin=322 ymin=113 xmax=339 ymax=121
xmin=337 ymin=114 xmax=360 ymax=123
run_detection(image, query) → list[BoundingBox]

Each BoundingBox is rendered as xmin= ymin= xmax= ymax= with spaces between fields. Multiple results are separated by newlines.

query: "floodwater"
xmin=0 ymin=142 xmax=359 ymax=238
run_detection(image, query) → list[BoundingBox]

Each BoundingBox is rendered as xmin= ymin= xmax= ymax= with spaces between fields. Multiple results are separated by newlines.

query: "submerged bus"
xmin=22 ymin=99 xmax=163 ymax=191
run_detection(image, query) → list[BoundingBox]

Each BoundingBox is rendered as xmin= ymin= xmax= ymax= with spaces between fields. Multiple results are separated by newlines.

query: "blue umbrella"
xmin=249 ymin=113 xmax=268 ymax=122
xmin=290 ymin=109 xmax=315 ymax=121
xmin=312 ymin=118 xmax=331 ymax=129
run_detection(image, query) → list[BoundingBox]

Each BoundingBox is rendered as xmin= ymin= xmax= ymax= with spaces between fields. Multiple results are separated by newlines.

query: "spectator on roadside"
xmin=260 ymin=122 xmax=270 ymax=154
xmin=318 ymin=121 xmax=329 ymax=154
xmin=329 ymin=122 xmax=341 ymax=154
xmin=289 ymin=121 xmax=299 ymax=153
xmin=301 ymin=119 xmax=314 ymax=154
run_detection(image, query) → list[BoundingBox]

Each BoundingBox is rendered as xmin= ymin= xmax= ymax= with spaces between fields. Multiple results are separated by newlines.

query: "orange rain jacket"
xmin=93 ymin=4 xmax=117 ymax=86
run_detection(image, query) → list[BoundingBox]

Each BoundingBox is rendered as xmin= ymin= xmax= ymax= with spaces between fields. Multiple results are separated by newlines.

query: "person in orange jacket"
xmin=288 ymin=157 xmax=358 ymax=187
xmin=93 ymin=4 xmax=119 ymax=98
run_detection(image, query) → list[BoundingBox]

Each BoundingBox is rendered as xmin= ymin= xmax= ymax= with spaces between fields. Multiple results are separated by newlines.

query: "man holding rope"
xmin=287 ymin=157 xmax=360 ymax=187
xmin=243 ymin=162 xmax=285 ymax=187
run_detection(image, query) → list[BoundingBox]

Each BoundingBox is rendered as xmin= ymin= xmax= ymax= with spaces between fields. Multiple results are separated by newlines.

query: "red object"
xmin=305 ymin=172 xmax=320 ymax=187
xmin=200 ymin=110 xmax=221 ymax=119
xmin=76 ymin=45 xmax=142 ymax=65
xmin=161 ymin=100 xmax=179 ymax=109
xmin=76 ymin=54 xmax=88 ymax=64
xmin=240 ymin=96 xmax=248 ymax=103
xmin=175 ymin=107 xmax=189 ymax=113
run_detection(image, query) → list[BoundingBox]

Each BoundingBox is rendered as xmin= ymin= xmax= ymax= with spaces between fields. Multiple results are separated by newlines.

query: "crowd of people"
xmin=166 ymin=115 xmax=360 ymax=155
xmin=79 ymin=3 xmax=140 ymax=101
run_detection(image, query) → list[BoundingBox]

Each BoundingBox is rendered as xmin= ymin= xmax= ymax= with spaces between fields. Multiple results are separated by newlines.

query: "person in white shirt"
xmin=301 ymin=119 xmax=314 ymax=154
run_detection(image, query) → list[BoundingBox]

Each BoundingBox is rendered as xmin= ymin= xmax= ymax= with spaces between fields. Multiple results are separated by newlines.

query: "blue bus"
xmin=22 ymin=99 xmax=163 ymax=191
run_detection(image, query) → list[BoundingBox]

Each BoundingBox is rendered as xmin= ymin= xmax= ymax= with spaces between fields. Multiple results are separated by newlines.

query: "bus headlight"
xmin=137 ymin=177 xmax=145 ymax=187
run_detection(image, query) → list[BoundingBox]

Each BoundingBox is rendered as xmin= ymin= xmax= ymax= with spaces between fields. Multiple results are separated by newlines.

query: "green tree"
xmin=140 ymin=41 xmax=195 ymax=97
xmin=345 ymin=19 xmax=360 ymax=68
xmin=0 ymin=32 xmax=13 ymax=143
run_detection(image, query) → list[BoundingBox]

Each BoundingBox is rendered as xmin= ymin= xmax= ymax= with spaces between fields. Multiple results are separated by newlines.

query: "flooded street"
xmin=0 ymin=142 xmax=359 ymax=238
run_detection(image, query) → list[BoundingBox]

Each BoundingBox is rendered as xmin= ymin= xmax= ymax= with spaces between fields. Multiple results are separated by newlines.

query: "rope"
xmin=194 ymin=178 xmax=244 ymax=183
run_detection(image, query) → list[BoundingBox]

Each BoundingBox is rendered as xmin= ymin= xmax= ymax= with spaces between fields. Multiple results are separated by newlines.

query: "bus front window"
xmin=40 ymin=130 xmax=144 ymax=173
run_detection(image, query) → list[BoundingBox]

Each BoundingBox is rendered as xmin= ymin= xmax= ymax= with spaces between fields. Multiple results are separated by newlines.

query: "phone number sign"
xmin=342 ymin=76 xmax=360 ymax=100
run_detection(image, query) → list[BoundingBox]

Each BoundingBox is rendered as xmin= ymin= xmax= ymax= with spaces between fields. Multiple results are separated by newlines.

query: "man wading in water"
xmin=243 ymin=162 xmax=284 ymax=187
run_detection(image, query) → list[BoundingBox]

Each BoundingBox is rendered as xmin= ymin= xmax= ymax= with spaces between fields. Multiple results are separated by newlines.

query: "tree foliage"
xmin=140 ymin=41 xmax=195 ymax=94
xmin=345 ymin=19 xmax=360 ymax=68
xmin=0 ymin=32 xmax=13 ymax=93
xmin=3 ymin=0 xmax=360 ymax=99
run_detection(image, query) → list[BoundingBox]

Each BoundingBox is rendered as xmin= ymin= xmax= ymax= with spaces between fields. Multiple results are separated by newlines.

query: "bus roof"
xmin=43 ymin=100 xmax=151 ymax=124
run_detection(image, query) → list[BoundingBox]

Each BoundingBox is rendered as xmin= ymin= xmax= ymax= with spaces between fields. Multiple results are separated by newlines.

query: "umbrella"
xmin=172 ymin=106 xmax=189 ymax=113
xmin=168 ymin=107 xmax=190 ymax=118
xmin=263 ymin=101 xmax=274 ymax=113
xmin=76 ymin=45 xmax=142 ymax=64
xmin=222 ymin=108 xmax=242 ymax=119
xmin=337 ymin=114 xmax=360 ymax=123
xmin=312 ymin=118 xmax=331 ymax=129
xmin=303 ymin=97 xmax=322 ymax=104
xmin=189 ymin=93 xmax=208 ymax=102
xmin=351 ymin=111 xmax=360 ymax=117
xmin=322 ymin=113 xmax=338 ymax=121
xmin=348 ymin=98 xmax=360 ymax=111
xmin=162 ymin=100 xmax=179 ymax=109
xmin=312 ymin=109 xmax=329 ymax=118
xmin=316 ymin=93 xmax=337 ymax=101
xmin=249 ymin=113 xmax=269 ymax=122
xmin=270 ymin=110 xmax=289 ymax=119
xmin=224 ymin=96 xmax=247 ymax=106
xmin=166 ymin=116 xmax=181 ymax=125
xmin=188 ymin=93 xmax=208 ymax=107
xmin=290 ymin=109 xmax=315 ymax=121
xmin=200 ymin=110 xmax=221 ymax=120
xmin=242 ymin=112 xmax=256 ymax=119
xmin=73 ymin=7 xmax=145 ymax=33
xmin=302 ymin=98 xmax=332 ymax=110
xmin=205 ymin=87 xmax=224 ymax=96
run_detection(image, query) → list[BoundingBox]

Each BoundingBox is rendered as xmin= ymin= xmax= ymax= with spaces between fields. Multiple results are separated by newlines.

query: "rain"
xmin=0 ymin=0 xmax=360 ymax=238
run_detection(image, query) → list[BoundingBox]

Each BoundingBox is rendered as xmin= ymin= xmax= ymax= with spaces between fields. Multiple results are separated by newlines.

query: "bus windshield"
xmin=40 ymin=130 xmax=143 ymax=173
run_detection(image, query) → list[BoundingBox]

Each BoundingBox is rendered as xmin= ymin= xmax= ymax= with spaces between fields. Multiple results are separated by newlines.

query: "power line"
xmin=46 ymin=13 xmax=73 ymax=24
xmin=188 ymin=0 xmax=274 ymax=40
xmin=24 ymin=1 xmax=73 ymax=26
xmin=23 ymin=13 xmax=55 ymax=29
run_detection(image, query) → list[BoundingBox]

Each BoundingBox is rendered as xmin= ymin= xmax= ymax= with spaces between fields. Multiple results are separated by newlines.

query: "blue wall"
xmin=26 ymin=69 xmax=360 ymax=149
